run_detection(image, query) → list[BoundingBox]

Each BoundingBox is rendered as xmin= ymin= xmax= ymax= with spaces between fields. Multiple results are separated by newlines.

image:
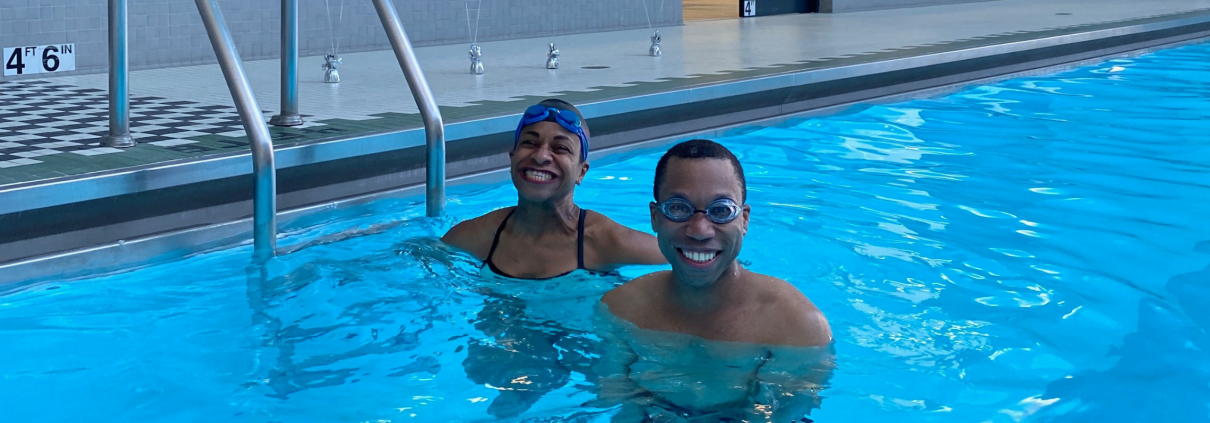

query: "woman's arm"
xmin=441 ymin=209 xmax=511 ymax=260
xmin=611 ymin=226 xmax=668 ymax=266
xmin=589 ymin=214 xmax=668 ymax=269
xmin=440 ymin=220 xmax=487 ymax=260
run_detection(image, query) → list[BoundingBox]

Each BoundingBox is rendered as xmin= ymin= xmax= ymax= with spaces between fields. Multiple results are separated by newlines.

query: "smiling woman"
xmin=440 ymin=99 xmax=667 ymax=281
xmin=439 ymin=99 xmax=670 ymax=418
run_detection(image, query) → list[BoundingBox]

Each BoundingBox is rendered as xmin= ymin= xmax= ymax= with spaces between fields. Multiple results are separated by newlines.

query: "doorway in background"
xmin=683 ymin=0 xmax=737 ymax=21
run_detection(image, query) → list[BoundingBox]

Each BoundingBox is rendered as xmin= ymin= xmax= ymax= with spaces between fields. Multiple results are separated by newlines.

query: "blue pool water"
xmin=4 ymin=42 xmax=1210 ymax=422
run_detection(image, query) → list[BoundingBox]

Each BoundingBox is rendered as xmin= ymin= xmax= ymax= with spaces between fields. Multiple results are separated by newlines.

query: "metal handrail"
xmin=269 ymin=0 xmax=303 ymax=127
xmin=100 ymin=0 xmax=135 ymax=148
xmin=195 ymin=0 xmax=278 ymax=260
xmin=371 ymin=0 xmax=446 ymax=217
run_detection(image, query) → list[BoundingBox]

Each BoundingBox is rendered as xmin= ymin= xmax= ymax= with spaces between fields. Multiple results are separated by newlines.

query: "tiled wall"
xmin=0 ymin=0 xmax=682 ymax=78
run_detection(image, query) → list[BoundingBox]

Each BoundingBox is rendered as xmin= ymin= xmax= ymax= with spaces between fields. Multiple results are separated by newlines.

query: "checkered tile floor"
xmin=0 ymin=79 xmax=257 ymax=168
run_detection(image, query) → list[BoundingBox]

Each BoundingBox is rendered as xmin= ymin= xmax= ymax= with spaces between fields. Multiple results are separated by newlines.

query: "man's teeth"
xmin=525 ymin=170 xmax=553 ymax=181
xmin=681 ymin=249 xmax=718 ymax=263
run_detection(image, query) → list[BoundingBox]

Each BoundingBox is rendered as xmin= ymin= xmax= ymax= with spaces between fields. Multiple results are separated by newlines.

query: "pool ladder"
xmin=191 ymin=0 xmax=446 ymax=262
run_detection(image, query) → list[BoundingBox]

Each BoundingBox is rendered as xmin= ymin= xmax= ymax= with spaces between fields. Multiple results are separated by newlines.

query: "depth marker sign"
xmin=4 ymin=44 xmax=77 ymax=77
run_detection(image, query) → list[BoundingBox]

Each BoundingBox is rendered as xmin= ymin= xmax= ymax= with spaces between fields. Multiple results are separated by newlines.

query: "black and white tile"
xmin=0 ymin=79 xmax=260 ymax=167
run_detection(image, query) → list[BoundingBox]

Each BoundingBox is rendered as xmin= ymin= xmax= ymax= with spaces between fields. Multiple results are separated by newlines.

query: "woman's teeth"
xmin=681 ymin=249 xmax=718 ymax=263
xmin=525 ymin=170 xmax=553 ymax=181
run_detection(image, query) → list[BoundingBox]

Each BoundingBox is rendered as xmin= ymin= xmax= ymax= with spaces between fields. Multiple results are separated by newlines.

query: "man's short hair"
xmin=653 ymin=139 xmax=747 ymax=202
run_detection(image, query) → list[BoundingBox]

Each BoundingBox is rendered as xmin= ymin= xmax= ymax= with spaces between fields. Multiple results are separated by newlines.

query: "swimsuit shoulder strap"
xmin=577 ymin=207 xmax=587 ymax=269
xmin=485 ymin=207 xmax=517 ymax=264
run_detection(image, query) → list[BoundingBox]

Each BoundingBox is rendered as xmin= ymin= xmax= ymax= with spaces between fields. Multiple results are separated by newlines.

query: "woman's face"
xmin=510 ymin=120 xmax=589 ymax=203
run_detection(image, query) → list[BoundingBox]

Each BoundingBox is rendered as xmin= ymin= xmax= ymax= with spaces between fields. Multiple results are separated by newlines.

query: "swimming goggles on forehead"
xmin=658 ymin=197 xmax=743 ymax=224
xmin=513 ymin=105 xmax=590 ymax=161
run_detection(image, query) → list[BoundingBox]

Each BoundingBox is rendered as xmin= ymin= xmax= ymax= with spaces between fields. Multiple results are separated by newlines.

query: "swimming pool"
xmin=3 ymin=41 xmax=1210 ymax=422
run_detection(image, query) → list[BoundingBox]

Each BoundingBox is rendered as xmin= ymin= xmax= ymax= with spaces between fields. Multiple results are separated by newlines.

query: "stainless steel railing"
xmin=194 ymin=0 xmax=278 ymax=261
xmin=189 ymin=0 xmax=444 ymax=263
xmin=371 ymin=0 xmax=447 ymax=218
xmin=269 ymin=0 xmax=304 ymax=127
xmin=99 ymin=0 xmax=135 ymax=148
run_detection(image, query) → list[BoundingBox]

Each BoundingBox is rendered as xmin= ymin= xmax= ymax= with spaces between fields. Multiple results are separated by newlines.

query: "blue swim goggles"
xmin=513 ymin=105 xmax=590 ymax=162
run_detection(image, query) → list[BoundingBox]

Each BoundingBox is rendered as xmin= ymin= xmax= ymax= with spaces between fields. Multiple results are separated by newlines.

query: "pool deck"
xmin=3 ymin=0 xmax=1210 ymax=274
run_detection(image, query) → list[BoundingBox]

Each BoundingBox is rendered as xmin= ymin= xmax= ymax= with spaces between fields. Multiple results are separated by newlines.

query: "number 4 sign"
xmin=742 ymin=1 xmax=757 ymax=17
xmin=4 ymin=44 xmax=76 ymax=77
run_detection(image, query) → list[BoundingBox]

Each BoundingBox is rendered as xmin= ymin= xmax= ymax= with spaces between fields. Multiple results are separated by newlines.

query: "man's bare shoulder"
xmin=745 ymin=272 xmax=812 ymax=306
xmin=745 ymin=271 xmax=833 ymax=347
xmin=601 ymin=271 xmax=670 ymax=322
xmin=440 ymin=207 xmax=514 ymax=260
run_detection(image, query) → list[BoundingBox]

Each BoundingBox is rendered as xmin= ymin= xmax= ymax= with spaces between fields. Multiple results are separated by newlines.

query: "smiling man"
xmin=601 ymin=139 xmax=832 ymax=347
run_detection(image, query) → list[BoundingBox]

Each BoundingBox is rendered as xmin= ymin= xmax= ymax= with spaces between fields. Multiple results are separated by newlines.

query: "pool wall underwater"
xmin=3 ymin=13 xmax=1210 ymax=285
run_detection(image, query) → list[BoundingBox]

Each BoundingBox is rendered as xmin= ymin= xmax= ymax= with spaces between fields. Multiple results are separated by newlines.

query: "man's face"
xmin=650 ymin=157 xmax=750 ymax=288
xmin=510 ymin=121 xmax=588 ymax=203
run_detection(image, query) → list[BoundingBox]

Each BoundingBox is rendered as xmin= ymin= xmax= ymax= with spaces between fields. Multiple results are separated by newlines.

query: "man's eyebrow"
xmin=663 ymin=190 xmax=737 ymax=202
xmin=521 ymin=130 xmax=541 ymax=138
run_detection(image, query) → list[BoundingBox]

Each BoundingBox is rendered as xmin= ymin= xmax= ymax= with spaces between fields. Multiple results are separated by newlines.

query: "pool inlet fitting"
xmin=546 ymin=43 xmax=560 ymax=69
xmin=322 ymin=53 xmax=342 ymax=83
xmin=469 ymin=43 xmax=484 ymax=75
xmin=650 ymin=30 xmax=662 ymax=57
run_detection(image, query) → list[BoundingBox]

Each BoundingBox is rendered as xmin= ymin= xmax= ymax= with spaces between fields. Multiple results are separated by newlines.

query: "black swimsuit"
xmin=483 ymin=207 xmax=587 ymax=280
